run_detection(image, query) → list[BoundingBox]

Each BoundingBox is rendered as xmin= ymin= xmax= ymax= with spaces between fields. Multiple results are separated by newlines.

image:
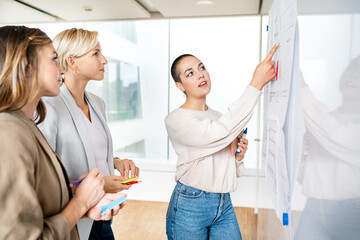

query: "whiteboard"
xmin=262 ymin=0 xmax=305 ymax=234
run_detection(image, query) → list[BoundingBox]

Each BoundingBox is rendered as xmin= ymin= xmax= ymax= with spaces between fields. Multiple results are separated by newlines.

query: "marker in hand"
xmin=69 ymin=176 xmax=86 ymax=187
xmin=236 ymin=128 xmax=248 ymax=154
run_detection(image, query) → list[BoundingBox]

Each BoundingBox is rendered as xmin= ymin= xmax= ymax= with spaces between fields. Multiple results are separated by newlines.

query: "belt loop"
xmin=176 ymin=181 xmax=182 ymax=192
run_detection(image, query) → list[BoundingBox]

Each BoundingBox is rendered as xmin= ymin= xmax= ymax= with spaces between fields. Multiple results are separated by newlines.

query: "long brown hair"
xmin=0 ymin=25 xmax=52 ymax=124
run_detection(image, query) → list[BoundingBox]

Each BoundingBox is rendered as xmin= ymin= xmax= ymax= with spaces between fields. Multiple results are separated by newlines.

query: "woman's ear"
xmin=66 ymin=55 xmax=76 ymax=70
xmin=66 ymin=55 xmax=79 ymax=74
xmin=175 ymin=82 xmax=185 ymax=93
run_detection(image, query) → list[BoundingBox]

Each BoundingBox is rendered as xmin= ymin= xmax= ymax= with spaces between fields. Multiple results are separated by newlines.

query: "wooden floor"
xmin=111 ymin=200 xmax=300 ymax=240
xmin=112 ymin=200 xmax=168 ymax=240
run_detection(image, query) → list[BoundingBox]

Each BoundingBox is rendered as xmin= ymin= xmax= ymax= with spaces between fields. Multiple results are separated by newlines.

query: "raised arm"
xmin=166 ymin=86 xmax=261 ymax=161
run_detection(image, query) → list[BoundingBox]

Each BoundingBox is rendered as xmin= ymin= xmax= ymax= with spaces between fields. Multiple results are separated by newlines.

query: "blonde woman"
xmin=0 ymin=25 xmax=124 ymax=240
xmin=39 ymin=28 xmax=139 ymax=239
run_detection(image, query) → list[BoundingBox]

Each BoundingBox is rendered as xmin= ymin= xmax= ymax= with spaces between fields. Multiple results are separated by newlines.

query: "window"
xmin=87 ymin=60 xmax=142 ymax=122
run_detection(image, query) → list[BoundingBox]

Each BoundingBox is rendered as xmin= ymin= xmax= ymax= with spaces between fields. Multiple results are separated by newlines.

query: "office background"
xmin=1 ymin=0 xmax=359 ymax=238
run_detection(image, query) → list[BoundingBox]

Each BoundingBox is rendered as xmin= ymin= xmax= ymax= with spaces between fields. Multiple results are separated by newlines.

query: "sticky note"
xmin=119 ymin=177 xmax=138 ymax=184
xmin=101 ymin=196 xmax=126 ymax=216
xmin=125 ymin=180 xmax=142 ymax=185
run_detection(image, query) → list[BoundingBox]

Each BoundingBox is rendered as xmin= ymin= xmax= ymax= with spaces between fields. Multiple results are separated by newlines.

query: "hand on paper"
xmin=250 ymin=43 xmax=279 ymax=90
xmin=235 ymin=138 xmax=248 ymax=162
xmin=104 ymin=175 xmax=132 ymax=193
xmin=114 ymin=157 xmax=140 ymax=178
xmin=86 ymin=192 xmax=127 ymax=220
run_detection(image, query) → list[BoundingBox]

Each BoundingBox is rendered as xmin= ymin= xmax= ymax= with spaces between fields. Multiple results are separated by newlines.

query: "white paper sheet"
xmin=262 ymin=0 xmax=305 ymax=235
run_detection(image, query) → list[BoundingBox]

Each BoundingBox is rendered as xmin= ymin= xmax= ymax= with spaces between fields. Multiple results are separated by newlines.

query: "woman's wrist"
xmin=249 ymin=78 xmax=264 ymax=91
xmin=113 ymin=157 xmax=121 ymax=168
xmin=235 ymin=155 xmax=244 ymax=162
xmin=61 ymin=197 xmax=88 ymax=229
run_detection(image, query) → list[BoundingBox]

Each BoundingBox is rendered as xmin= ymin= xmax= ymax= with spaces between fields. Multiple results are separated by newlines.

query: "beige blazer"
xmin=0 ymin=110 xmax=79 ymax=240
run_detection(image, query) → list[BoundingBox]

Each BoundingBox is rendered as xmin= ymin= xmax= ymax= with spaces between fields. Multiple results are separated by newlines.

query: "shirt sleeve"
xmin=0 ymin=122 xmax=71 ymax=240
xmin=301 ymin=86 xmax=360 ymax=167
xmin=166 ymin=85 xmax=261 ymax=162
xmin=236 ymin=160 xmax=245 ymax=177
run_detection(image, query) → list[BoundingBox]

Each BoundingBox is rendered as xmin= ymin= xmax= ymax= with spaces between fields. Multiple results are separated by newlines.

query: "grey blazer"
xmin=39 ymin=84 xmax=115 ymax=240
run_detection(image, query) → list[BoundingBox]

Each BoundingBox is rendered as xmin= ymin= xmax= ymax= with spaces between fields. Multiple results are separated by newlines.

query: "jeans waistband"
xmin=176 ymin=181 xmax=230 ymax=197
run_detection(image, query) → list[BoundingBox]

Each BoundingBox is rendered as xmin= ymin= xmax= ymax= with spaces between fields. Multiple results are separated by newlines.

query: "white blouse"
xmin=80 ymin=100 xmax=110 ymax=176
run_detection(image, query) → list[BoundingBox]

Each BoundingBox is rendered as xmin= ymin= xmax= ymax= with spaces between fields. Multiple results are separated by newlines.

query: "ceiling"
xmin=0 ymin=0 xmax=359 ymax=24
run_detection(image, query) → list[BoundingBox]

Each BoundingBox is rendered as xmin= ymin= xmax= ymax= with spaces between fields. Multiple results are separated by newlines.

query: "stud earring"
xmin=73 ymin=68 xmax=79 ymax=74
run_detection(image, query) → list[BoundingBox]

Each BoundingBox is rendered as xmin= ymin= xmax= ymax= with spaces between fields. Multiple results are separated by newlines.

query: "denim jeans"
xmin=166 ymin=181 xmax=242 ymax=240
xmin=88 ymin=220 xmax=115 ymax=240
xmin=294 ymin=197 xmax=360 ymax=240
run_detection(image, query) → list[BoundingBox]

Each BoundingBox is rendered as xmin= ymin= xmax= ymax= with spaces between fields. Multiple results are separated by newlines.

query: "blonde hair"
xmin=53 ymin=28 xmax=99 ymax=71
xmin=0 ymin=25 xmax=52 ymax=124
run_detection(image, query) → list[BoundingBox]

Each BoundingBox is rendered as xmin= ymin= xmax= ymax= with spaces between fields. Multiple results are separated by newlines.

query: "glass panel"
xmin=259 ymin=13 xmax=360 ymax=239
xmin=293 ymin=13 xmax=360 ymax=240
xmin=88 ymin=60 xmax=142 ymax=122
xmin=85 ymin=20 xmax=170 ymax=160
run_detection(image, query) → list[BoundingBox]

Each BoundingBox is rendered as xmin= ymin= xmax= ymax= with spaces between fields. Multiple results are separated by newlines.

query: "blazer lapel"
xmin=59 ymin=84 xmax=97 ymax=170
xmin=85 ymin=92 xmax=114 ymax=173
xmin=13 ymin=110 xmax=71 ymax=206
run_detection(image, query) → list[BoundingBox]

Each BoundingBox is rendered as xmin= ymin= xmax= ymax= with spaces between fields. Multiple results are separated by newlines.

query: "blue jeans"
xmin=166 ymin=181 xmax=242 ymax=240
xmin=88 ymin=220 xmax=114 ymax=240
xmin=294 ymin=197 xmax=360 ymax=240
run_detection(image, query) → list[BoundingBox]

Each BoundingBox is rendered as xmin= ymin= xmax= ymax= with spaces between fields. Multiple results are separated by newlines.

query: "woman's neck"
xmin=21 ymin=96 xmax=40 ymax=121
xmin=181 ymin=96 xmax=208 ymax=111
xmin=64 ymin=72 xmax=89 ymax=107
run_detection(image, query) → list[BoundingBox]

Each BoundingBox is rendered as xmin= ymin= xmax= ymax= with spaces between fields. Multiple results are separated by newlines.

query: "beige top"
xmin=165 ymin=85 xmax=262 ymax=193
